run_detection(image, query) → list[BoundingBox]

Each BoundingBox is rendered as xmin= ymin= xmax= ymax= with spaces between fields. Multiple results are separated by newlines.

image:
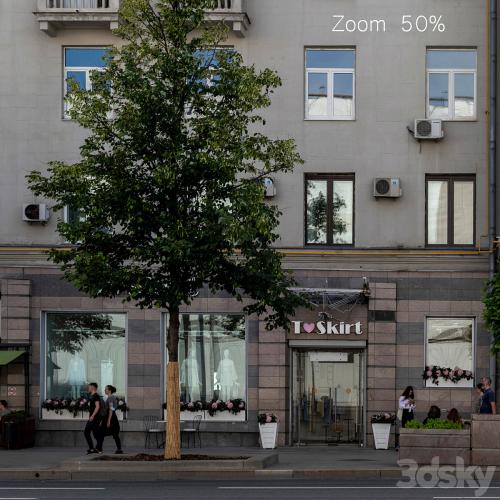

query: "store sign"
xmin=292 ymin=321 xmax=363 ymax=336
xmin=309 ymin=352 xmax=349 ymax=362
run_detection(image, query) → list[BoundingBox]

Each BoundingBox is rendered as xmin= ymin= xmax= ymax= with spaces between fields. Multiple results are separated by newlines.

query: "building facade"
xmin=0 ymin=0 xmax=497 ymax=448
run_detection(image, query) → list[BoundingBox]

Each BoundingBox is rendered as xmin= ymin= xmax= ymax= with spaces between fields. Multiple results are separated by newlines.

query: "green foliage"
xmin=484 ymin=273 xmax=500 ymax=354
xmin=26 ymin=0 xmax=308 ymax=333
xmin=405 ymin=419 xmax=463 ymax=430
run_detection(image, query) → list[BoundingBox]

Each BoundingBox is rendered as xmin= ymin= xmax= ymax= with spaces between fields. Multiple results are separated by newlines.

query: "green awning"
xmin=0 ymin=351 xmax=24 ymax=366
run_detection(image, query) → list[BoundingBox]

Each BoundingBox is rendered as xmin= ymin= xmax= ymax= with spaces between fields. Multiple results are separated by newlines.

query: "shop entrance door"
xmin=291 ymin=350 xmax=365 ymax=445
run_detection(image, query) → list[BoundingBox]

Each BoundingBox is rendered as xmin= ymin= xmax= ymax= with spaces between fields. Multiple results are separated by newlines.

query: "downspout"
xmin=489 ymin=0 xmax=497 ymax=389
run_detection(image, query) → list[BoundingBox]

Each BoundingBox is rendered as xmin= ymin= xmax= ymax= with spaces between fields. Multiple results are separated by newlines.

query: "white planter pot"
xmin=42 ymin=408 xmax=125 ymax=421
xmin=372 ymin=423 xmax=392 ymax=449
xmin=259 ymin=422 xmax=278 ymax=449
xmin=41 ymin=408 xmax=87 ymax=420
xmin=180 ymin=411 xmax=205 ymax=421
xmin=205 ymin=411 xmax=246 ymax=422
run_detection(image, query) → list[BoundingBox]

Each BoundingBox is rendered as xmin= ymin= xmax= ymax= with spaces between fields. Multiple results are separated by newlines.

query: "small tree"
xmin=484 ymin=273 xmax=500 ymax=354
xmin=27 ymin=0 xmax=307 ymax=459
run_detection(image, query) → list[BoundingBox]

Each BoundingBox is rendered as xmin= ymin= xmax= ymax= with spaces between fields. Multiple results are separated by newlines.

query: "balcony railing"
xmin=35 ymin=0 xmax=250 ymax=37
xmin=206 ymin=0 xmax=250 ymax=37
xmin=35 ymin=0 xmax=120 ymax=36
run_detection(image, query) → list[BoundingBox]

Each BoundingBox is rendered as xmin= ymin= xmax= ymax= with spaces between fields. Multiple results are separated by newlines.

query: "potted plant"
xmin=0 ymin=411 xmax=36 ymax=450
xmin=371 ymin=413 xmax=396 ymax=449
xmin=258 ymin=413 xmax=279 ymax=449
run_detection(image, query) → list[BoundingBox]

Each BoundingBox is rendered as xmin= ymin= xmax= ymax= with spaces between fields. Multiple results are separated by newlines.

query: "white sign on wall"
xmin=309 ymin=352 xmax=349 ymax=362
xmin=292 ymin=321 xmax=363 ymax=336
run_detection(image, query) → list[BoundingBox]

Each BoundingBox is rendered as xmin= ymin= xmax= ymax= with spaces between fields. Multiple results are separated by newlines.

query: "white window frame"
xmin=63 ymin=47 xmax=107 ymax=119
xmin=426 ymin=50 xmax=477 ymax=121
xmin=305 ymin=50 xmax=356 ymax=121
xmin=424 ymin=316 xmax=475 ymax=388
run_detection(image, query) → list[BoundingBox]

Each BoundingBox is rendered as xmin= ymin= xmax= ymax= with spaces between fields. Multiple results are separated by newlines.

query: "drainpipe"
xmin=489 ymin=0 xmax=497 ymax=389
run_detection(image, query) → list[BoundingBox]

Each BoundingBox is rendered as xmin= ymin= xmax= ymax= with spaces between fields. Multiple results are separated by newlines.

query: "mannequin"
xmin=65 ymin=352 xmax=87 ymax=399
xmin=216 ymin=349 xmax=237 ymax=401
xmin=101 ymin=358 xmax=114 ymax=388
xmin=180 ymin=350 xmax=200 ymax=402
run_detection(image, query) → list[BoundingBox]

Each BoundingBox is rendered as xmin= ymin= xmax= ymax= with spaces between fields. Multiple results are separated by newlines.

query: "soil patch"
xmin=96 ymin=453 xmax=250 ymax=462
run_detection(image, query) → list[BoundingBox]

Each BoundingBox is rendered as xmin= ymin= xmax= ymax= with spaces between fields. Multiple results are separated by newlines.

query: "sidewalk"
xmin=0 ymin=445 xmax=400 ymax=480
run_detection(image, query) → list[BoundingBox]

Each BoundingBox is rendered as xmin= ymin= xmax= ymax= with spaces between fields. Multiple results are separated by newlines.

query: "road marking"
xmin=434 ymin=498 xmax=500 ymax=499
xmin=219 ymin=486 xmax=500 ymax=490
xmin=0 ymin=488 xmax=104 ymax=491
xmin=0 ymin=497 xmax=37 ymax=499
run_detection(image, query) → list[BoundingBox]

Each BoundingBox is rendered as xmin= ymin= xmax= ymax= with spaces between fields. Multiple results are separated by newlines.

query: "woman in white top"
xmin=399 ymin=386 xmax=415 ymax=428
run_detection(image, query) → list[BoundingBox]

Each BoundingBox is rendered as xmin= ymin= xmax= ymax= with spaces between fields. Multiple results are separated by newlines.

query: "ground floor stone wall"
xmin=0 ymin=262 xmax=495 ymax=448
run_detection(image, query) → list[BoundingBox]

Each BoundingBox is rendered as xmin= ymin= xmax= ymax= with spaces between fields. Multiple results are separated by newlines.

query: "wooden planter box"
xmin=399 ymin=428 xmax=470 ymax=465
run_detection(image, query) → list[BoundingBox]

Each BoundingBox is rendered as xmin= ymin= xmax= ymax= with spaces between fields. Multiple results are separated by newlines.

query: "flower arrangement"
xmin=423 ymin=366 xmax=473 ymax=386
xmin=169 ymin=399 xmax=246 ymax=416
xmin=180 ymin=400 xmax=204 ymax=412
xmin=42 ymin=397 xmax=89 ymax=417
xmin=371 ymin=412 xmax=396 ymax=424
xmin=42 ymin=396 xmax=128 ymax=417
xmin=257 ymin=413 xmax=279 ymax=425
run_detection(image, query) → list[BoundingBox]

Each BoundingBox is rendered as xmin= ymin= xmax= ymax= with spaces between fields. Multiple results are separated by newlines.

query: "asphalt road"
xmin=0 ymin=480 xmax=500 ymax=500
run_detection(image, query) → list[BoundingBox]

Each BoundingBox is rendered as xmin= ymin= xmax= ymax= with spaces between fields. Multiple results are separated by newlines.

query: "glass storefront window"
xmin=170 ymin=314 xmax=246 ymax=403
xmin=45 ymin=312 xmax=126 ymax=400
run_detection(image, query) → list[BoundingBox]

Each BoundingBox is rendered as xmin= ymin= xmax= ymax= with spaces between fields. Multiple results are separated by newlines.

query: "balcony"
xmin=34 ymin=0 xmax=120 ymax=37
xmin=206 ymin=0 xmax=250 ymax=37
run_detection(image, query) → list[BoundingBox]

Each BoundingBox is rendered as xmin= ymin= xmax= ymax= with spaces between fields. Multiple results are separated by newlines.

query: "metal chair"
xmin=181 ymin=415 xmax=202 ymax=448
xmin=143 ymin=415 xmax=164 ymax=449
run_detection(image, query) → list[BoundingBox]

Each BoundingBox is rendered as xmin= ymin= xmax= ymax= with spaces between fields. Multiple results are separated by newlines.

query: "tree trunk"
xmin=165 ymin=307 xmax=181 ymax=460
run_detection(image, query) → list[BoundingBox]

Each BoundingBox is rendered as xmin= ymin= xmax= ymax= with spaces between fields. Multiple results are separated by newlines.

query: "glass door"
xmin=292 ymin=350 xmax=364 ymax=445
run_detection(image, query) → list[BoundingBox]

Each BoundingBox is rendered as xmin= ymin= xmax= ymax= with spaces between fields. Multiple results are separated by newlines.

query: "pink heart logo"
xmin=303 ymin=323 xmax=316 ymax=334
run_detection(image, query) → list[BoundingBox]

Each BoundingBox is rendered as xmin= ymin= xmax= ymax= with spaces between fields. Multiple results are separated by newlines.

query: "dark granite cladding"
xmin=127 ymin=319 xmax=160 ymax=343
xmin=396 ymin=278 xmax=486 ymax=301
xmin=396 ymin=323 xmax=424 ymax=344
xmin=247 ymin=320 xmax=259 ymax=343
xmin=30 ymin=275 xmax=85 ymax=298
xmin=368 ymin=310 xmax=396 ymax=322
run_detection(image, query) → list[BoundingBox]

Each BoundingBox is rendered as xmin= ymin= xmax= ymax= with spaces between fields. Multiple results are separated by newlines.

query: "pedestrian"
xmin=398 ymin=386 xmax=415 ymax=428
xmin=96 ymin=385 xmax=123 ymax=454
xmin=84 ymin=382 xmax=102 ymax=454
xmin=474 ymin=383 xmax=485 ymax=414
xmin=447 ymin=408 xmax=463 ymax=425
xmin=423 ymin=405 xmax=441 ymax=425
xmin=0 ymin=400 xmax=11 ymax=422
xmin=480 ymin=377 xmax=496 ymax=414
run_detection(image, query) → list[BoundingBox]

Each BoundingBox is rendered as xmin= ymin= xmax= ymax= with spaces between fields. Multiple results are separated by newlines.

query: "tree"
xmin=484 ymin=273 xmax=500 ymax=354
xmin=27 ymin=0 xmax=307 ymax=459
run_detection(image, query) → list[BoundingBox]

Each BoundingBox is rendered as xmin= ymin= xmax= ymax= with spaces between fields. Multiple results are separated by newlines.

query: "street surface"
xmin=0 ymin=480 xmax=500 ymax=499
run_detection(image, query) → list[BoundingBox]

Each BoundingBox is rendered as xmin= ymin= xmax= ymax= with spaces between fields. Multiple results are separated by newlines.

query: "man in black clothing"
xmin=84 ymin=383 xmax=102 ymax=454
xmin=480 ymin=377 xmax=497 ymax=414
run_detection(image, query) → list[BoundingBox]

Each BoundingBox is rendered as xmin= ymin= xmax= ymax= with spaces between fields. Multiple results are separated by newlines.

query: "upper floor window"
xmin=305 ymin=174 xmax=354 ymax=246
xmin=426 ymin=175 xmax=475 ymax=247
xmin=64 ymin=47 xmax=109 ymax=117
xmin=305 ymin=49 xmax=355 ymax=120
xmin=426 ymin=49 xmax=477 ymax=120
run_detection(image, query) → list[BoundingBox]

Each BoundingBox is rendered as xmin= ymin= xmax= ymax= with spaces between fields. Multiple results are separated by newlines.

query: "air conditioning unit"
xmin=414 ymin=119 xmax=444 ymax=140
xmin=373 ymin=178 xmax=402 ymax=198
xmin=263 ymin=177 xmax=276 ymax=198
xmin=23 ymin=203 xmax=49 ymax=223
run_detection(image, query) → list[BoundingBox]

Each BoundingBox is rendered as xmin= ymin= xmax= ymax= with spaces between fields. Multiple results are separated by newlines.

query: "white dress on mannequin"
xmin=217 ymin=350 xmax=237 ymax=401
xmin=180 ymin=351 xmax=201 ymax=402
xmin=66 ymin=353 xmax=87 ymax=399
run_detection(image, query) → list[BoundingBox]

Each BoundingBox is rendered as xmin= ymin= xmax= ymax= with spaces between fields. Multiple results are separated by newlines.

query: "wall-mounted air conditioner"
xmin=373 ymin=178 xmax=402 ymax=198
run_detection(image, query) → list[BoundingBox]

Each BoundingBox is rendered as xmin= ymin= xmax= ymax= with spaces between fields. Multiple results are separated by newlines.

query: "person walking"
xmin=399 ymin=386 xmax=416 ymax=428
xmin=480 ymin=377 xmax=496 ymax=414
xmin=96 ymin=385 xmax=123 ymax=454
xmin=474 ymin=383 xmax=485 ymax=414
xmin=84 ymin=382 xmax=102 ymax=454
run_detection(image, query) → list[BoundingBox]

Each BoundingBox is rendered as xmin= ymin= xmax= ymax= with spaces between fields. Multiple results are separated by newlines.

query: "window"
xmin=305 ymin=49 xmax=355 ymax=120
xmin=426 ymin=317 xmax=474 ymax=387
xmin=64 ymin=47 xmax=109 ymax=117
xmin=44 ymin=312 xmax=126 ymax=400
xmin=63 ymin=206 xmax=85 ymax=225
xmin=426 ymin=175 xmax=475 ymax=246
xmin=305 ymin=174 xmax=354 ymax=245
xmin=426 ymin=49 xmax=477 ymax=120
xmin=167 ymin=314 xmax=246 ymax=404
